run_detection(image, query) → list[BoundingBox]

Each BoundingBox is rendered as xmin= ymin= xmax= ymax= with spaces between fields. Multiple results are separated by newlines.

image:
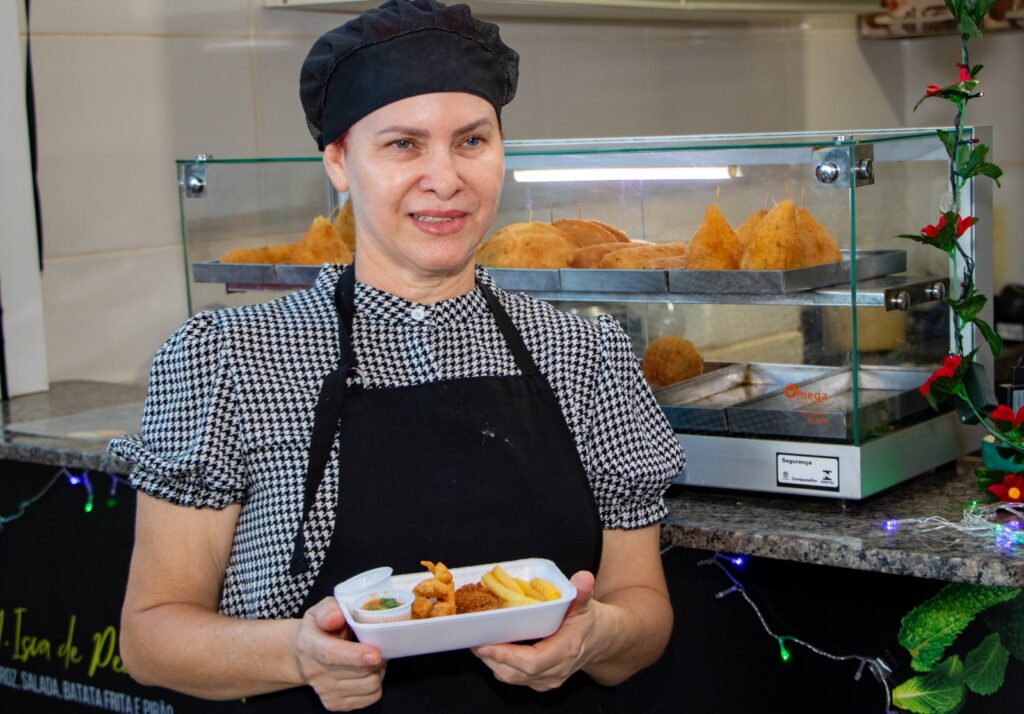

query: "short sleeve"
xmin=585 ymin=315 xmax=685 ymax=529
xmin=108 ymin=312 xmax=246 ymax=508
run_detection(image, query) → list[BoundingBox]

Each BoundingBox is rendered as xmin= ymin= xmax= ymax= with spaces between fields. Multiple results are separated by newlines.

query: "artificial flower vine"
xmin=899 ymin=0 xmax=1023 ymax=496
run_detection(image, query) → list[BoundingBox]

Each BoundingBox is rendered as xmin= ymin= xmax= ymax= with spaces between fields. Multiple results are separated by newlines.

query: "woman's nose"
xmin=418 ymin=150 xmax=465 ymax=199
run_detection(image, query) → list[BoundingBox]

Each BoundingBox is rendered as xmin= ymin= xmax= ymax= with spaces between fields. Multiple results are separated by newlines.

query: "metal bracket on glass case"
xmin=812 ymin=140 xmax=874 ymax=189
xmin=183 ymin=154 xmax=209 ymax=198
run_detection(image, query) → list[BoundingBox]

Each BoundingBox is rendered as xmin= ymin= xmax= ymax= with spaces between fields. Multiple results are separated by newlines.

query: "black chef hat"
xmin=300 ymin=0 xmax=519 ymax=151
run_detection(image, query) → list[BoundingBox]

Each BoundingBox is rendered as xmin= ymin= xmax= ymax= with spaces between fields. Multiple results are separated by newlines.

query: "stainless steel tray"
xmin=655 ymin=362 xmax=842 ymax=432
xmin=667 ymin=249 xmax=905 ymax=294
xmin=192 ymin=261 xmax=320 ymax=290
xmin=560 ymin=268 xmax=668 ymax=293
xmin=487 ymin=268 xmax=561 ymax=292
xmin=726 ymin=365 xmax=934 ymax=440
xmin=192 ymin=249 xmax=905 ymax=297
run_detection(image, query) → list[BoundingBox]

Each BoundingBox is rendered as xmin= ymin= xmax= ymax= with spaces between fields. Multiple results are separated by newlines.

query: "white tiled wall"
xmin=22 ymin=1 xmax=1024 ymax=385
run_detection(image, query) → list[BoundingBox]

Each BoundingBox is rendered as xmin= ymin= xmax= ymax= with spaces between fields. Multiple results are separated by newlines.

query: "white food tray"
xmin=334 ymin=558 xmax=575 ymax=659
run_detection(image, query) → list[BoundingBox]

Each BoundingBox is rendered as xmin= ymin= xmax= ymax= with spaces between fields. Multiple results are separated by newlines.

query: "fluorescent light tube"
xmin=512 ymin=166 xmax=740 ymax=182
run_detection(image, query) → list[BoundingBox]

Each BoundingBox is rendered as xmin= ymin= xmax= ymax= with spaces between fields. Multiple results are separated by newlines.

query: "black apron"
xmin=245 ymin=267 xmax=612 ymax=712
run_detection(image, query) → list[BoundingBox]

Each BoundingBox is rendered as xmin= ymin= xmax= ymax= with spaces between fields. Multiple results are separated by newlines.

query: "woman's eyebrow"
xmin=375 ymin=125 xmax=430 ymax=138
xmin=452 ymin=118 xmax=493 ymax=136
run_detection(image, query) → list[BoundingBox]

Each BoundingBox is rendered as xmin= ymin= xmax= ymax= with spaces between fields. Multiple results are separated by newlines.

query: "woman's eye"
xmin=392 ymin=139 xmax=413 ymax=150
xmin=463 ymin=135 xmax=483 ymax=148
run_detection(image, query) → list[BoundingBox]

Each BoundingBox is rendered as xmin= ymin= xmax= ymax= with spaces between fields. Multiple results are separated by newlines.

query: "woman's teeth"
xmin=414 ymin=215 xmax=454 ymax=223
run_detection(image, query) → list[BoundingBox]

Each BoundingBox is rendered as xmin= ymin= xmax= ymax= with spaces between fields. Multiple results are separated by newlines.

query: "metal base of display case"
xmin=673 ymin=411 xmax=981 ymax=500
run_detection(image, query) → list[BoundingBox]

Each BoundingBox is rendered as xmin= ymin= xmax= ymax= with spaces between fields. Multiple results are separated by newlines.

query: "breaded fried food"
xmin=597 ymin=242 xmax=687 ymax=269
xmin=332 ymin=198 xmax=356 ymax=253
xmin=477 ymin=222 xmax=581 ymax=269
xmin=220 ymin=215 xmax=352 ymax=265
xmin=290 ymin=216 xmax=353 ymax=265
xmin=412 ymin=561 xmax=456 ymax=619
xmin=643 ymin=255 xmax=687 ymax=270
xmin=642 ymin=336 xmax=704 ymax=388
xmin=588 ymin=219 xmax=631 ymax=242
xmin=553 ymin=219 xmax=621 ymax=247
xmin=683 ymin=204 xmax=744 ymax=270
xmin=739 ymin=199 xmax=802 ymax=270
xmin=569 ymin=242 xmax=633 ymax=268
xmin=796 ymin=207 xmax=842 ymax=267
xmin=735 ymin=208 xmax=767 ymax=253
xmin=455 ymin=583 xmax=501 ymax=614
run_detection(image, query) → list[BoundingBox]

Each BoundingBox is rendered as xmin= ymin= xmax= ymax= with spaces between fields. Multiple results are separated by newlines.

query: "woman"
xmin=110 ymin=1 xmax=684 ymax=711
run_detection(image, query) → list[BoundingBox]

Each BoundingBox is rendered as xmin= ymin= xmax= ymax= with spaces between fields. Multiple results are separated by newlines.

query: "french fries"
xmin=480 ymin=565 xmax=561 ymax=608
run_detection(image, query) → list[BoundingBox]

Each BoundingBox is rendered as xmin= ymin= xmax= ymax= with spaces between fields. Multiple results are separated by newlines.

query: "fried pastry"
xmin=454 ymin=583 xmax=501 ymax=614
xmin=569 ymin=242 xmax=633 ymax=268
xmin=552 ymin=219 xmax=621 ymax=247
xmin=643 ymin=255 xmax=688 ymax=270
xmin=642 ymin=336 xmax=704 ymax=389
xmin=739 ymin=199 xmax=802 ymax=270
xmin=220 ymin=215 xmax=352 ymax=265
xmin=477 ymin=222 xmax=581 ymax=269
xmin=597 ymin=242 xmax=687 ymax=269
xmin=588 ymin=219 xmax=631 ymax=242
xmin=735 ymin=208 xmax=767 ymax=253
xmin=796 ymin=207 xmax=842 ymax=267
xmin=332 ymin=198 xmax=356 ymax=253
xmin=683 ymin=204 xmax=744 ymax=270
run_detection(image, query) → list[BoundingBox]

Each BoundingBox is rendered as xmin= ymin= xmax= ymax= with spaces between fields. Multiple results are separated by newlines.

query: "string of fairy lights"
xmin=0 ymin=467 xmax=129 ymax=532
xmin=882 ymin=501 xmax=1024 ymax=555
xmin=693 ymin=551 xmax=896 ymax=713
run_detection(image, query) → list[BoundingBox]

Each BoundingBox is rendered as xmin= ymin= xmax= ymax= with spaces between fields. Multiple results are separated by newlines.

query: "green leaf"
xmin=982 ymin=594 xmax=1024 ymax=662
xmin=957 ymin=145 xmax=989 ymax=178
xmin=972 ymin=0 xmax=995 ymax=25
xmin=892 ymin=656 xmax=965 ymax=713
xmin=972 ymin=318 xmax=1003 ymax=357
xmin=964 ymin=632 xmax=1009 ymax=695
xmin=970 ymin=64 xmax=984 ymax=78
xmin=898 ymin=583 xmax=1020 ymax=672
xmin=942 ymin=0 xmax=959 ymax=22
xmin=974 ymin=468 xmax=1001 ymax=489
xmin=936 ymin=129 xmax=957 ymax=160
xmin=977 ymin=162 xmax=1003 ymax=187
xmin=957 ymin=12 xmax=981 ymax=37
xmin=947 ymin=294 xmax=986 ymax=321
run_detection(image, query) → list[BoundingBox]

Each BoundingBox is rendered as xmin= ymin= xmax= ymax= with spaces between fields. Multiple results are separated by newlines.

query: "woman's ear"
xmin=323 ymin=143 xmax=349 ymax=193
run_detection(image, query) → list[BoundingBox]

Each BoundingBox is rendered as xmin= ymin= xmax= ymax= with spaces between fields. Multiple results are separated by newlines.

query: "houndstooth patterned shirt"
xmin=109 ymin=265 xmax=683 ymax=619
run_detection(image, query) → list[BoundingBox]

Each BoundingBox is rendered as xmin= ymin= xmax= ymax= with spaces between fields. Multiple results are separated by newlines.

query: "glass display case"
xmin=178 ymin=128 xmax=992 ymax=499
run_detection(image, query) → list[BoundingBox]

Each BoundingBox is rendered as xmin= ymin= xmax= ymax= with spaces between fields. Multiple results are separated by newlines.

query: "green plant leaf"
xmin=957 ymin=12 xmax=981 ymax=38
xmin=957 ymin=145 xmax=989 ymax=178
xmin=970 ymin=63 xmax=984 ymax=78
xmin=947 ymin=294 xmax=986 ymax=321
xmin=936 ymin=129 xmax=957 ymax=160
xmin=971 ymin=317 xmax=1003 ymax=357
xmin=982 ymin=594 xmax=1024 ymax=662
xmin=977 ymin=162 xmax=1003 ymax=186
xmin=892 ymin=656 xmax=965 ymax=713
xmin=974 ymin=468 xmax=1001 ymax=489
xmin=964 ymin=632 xmax=1009 ymax=695
xmin=898 ymin=583 xmax=1020 ymax=672
xmin=972 ymin=0 xmax=995 ymax=25
xmin=942 ymin=0 xmax=958 ymax=20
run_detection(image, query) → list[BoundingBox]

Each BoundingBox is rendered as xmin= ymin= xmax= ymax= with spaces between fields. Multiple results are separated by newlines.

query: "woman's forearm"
xmin=121 ymin=603 xmax=304 ymax=700
xmin=581 ymin=585 xmax=673 ymax=686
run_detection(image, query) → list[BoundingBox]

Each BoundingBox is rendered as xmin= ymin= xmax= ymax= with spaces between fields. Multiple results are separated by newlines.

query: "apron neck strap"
xmin=476 ymin=276 xmax=540 ymax=377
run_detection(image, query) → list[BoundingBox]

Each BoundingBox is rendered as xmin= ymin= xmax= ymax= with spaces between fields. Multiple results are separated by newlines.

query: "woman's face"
xmin=324 ymin=92 xmax=504 ymax=283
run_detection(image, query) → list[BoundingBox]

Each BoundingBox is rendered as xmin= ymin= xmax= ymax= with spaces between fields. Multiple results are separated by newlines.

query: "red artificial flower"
xmin=921 ymin=215 xmax=947 ymax=238
xmin=957 ymin=63 xmax=972 ymax=83
xmin=926 ymin=84 xmax=943 ymax=96
xmin=988 ymin=473 xmax=1024 ymax=503
xmin=919 ymin=354 xmax=962 ymax=397
xmin=991 ymin=404 xmax=1024 ymax=429
xmin=955 ymin=215 xmax=974 ymax=237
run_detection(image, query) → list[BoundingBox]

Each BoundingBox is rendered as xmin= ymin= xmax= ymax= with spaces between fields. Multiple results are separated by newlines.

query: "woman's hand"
xmin=291 ymin=596 xmax=387 ymax=711
xmin=470 ymin=571 xmax=601 ymax=691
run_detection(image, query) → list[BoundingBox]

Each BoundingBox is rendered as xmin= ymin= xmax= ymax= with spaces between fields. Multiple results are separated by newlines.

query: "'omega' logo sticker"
xmin=784 ymin=383 xmax=829 ymax=402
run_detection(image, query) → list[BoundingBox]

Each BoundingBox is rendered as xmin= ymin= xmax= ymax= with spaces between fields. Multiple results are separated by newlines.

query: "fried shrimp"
xmin=411 ymin=561 xmax=457 ymax=619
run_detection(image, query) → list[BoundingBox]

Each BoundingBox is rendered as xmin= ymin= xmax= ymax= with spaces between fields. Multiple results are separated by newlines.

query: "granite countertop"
xmin=4 ymin=382 xmax=1023 ymax=587
xmin=1 ymin=380 xmax=144 ymax=473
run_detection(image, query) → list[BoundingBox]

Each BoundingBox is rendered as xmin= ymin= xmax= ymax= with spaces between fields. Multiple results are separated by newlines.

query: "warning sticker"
xmin=777 ymin=453 xmax=840 ymax=491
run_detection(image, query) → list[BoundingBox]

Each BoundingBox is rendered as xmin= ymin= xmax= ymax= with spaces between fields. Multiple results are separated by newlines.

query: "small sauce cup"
xmin=351 ymin=590 xmax=415 ymax=624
